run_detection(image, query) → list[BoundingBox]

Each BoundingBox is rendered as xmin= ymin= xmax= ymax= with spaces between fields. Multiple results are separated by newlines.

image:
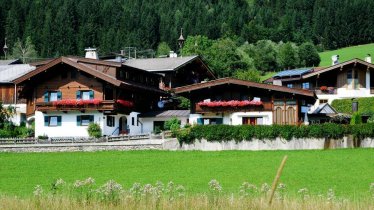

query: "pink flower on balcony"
xmin=197 ymin=100 xmax=263 ymax=108
xmin=116 ymin=99 xmax=134 ymax=107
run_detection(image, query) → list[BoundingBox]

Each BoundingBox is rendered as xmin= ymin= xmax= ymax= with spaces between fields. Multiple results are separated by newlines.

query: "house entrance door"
xmin=119 ymin=116 xmax=128 ymax=134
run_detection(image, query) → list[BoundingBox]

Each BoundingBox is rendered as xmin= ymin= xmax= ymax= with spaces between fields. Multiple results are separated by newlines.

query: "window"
xmin=242 ymin=117 xmax=263 ymax=125
xmin=319 ymin=99 xmax=328 ymax=104
xmin=302 ymin=82 xmax=310 ymax=89
xmin=287 ymin=84 xmax=293 ymax=88
xmin=44 ymin=116 xmax=62 ymax=126
xmin=107 ymin=116 xmax=115 ymax=127
xmin=77 ymin=115 xmax=94 ymax=126
xmin=347 ymin=69 xmax=358 ymax=89
xmin=44 ymin=91 xmax=62 ymax=102
xmin=197 ymin=118 xmax=223 ymax=125
xmin=131 ymin=117 xmax=135 ymax=126
xmin=76 ymin=90 xmax=94 ymax=100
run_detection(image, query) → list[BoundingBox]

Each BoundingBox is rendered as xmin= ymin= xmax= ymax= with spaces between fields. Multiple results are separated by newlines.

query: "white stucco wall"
xmin=35 ymin=111 xmax=106 ymax=138
xmin=188 ymin=111 xmax=273 ymax=126
xmin=128 ymin=112 xmax=141 ymax=135
xmin=140 ymin=116 xmax=188 ymax=134
xmin=230 ymin=111 xmax=273 ymax=125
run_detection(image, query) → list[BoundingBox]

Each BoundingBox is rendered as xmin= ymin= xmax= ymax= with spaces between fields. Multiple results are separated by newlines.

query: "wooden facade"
xmin=14 ymin=57 xmax=167 ymax=116
xmin=174 ymin=78 xmax=315 ymax=125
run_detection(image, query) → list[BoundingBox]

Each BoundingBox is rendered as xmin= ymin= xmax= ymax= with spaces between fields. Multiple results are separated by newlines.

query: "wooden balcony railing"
xmin=195 ymin=101 xmax=272 ymax=113
xmin=35 ymin=100 xmax=116 ymax=112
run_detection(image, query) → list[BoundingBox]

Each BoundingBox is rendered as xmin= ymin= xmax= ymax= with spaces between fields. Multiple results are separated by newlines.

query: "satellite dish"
xmin=157 ymin=101 xmax=164 ymax=108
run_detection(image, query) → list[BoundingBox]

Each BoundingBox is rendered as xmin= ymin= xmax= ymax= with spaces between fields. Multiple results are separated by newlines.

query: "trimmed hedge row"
xmin=331 ymin=97 xmax=374 ymax=114
xmin=176 ymin=124 xmax=374 ymax=145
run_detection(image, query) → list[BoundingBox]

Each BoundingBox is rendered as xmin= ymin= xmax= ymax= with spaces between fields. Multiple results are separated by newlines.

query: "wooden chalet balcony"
xmin=35 ymin=99 xmax=134 ymax=112
xmin=36 ymin=100 xmax=115 ymax=111
xmin=195 ymin=101 xmax=272 ymax=113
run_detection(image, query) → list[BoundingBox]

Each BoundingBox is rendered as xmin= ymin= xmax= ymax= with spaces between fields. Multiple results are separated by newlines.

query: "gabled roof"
xmin=312 ymin=103 xmax=338 ymax=114
xmin=123 ymin=56 xmax=199 ymax=72
xmin=303 ymin=58 xmax=374 ymax=78
xmin=0 ymin=64 xmax=35 ymax=83
xmin=173 ymin=78 xmax=315 ymax=98
xmin=12 ymin=57 xmax=166 ymax=94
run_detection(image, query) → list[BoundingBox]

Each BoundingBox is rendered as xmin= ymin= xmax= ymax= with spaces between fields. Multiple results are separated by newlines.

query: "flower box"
xmin=197 ymin=100 xmax=263 ymax=108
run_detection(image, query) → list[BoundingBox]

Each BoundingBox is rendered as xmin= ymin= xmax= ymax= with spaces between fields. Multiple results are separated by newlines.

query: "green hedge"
xmin=331 ymin=97 xmax=374 ymax=114
xmin=176 ymin=124 xmax=374 ymax=145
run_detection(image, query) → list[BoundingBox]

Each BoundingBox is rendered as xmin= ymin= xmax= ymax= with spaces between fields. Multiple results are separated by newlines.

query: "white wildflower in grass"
xmin=51 ymin=178 xmax=66 ymax=195
xmin=73 ymin=180 xmax=84 ymax=188
xmin=297 ymin=188 xmax=310 ymax=200
xmin=84 ymin=177 xmax=95 ymax=185
xmin=208 ymin=179 xmax=222 ymax=193
xmin=142 ymin=184 xmax=154 ymax=198
xmin=33 ymin=185 xmax=43 ymax=197
xmin=275 ymin=183 xmax=287 ymax=200
xmin=326 ymin=188 xmax=335 ymax=202
xmin=96 ymin=180 xmax=123 ymax=204
xmin=370 ymin=183 xmax=374 ymax=198
xmin=55 ymin=178 xmax=65 ymax=187
xmin=239 ymin=182 xmax=258 ymax=198
xmin=176 ymin=185 xmax=185 ymax=198
xmin=260 ymin=183 xmax=270 ymax=195
xmin=129 ymin=182 xmax=142 ymax=201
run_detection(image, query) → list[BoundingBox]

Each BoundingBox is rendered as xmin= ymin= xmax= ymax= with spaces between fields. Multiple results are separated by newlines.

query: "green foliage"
xmin=177 ymin=96 xmax=190 ymax=109
xmin=11 ymin=36 xmax=37 ymax=63
xmin=0 ymin=103 xmax=15 ymax=127
xmin=178 ymin=124 xmax=371 ymax=144
xmin=233 ymin=69 xmax=261 ymax=82
xmin=277 ymin=42 xmax=300 ymax=70
xmin=299 ymin=42 xmax=321 ymax=67
xmin=1 ymin=1 xmax=374 ymax=59
xmin=164 ymin=117 xmax=180 ymax=131
xmin=156 ymin=42 xmax=171 ymax=57
xmin=87 ymin=123 xmax=102 ymax=138
xmin=331 ymin=98 xmax=374 ymax=114
xmin=350 ymin=112 xmax=362 ymax=125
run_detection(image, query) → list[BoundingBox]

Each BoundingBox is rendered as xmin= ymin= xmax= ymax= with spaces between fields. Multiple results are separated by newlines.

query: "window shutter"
xmin=57 ymin=91 xmax=62 ymax=100
xmin=57 ymin=116 xmax=62 ymax=126
xmin=44 ymin=116 xmax=49 ymax=126
xmin=44 ymin=92 xmax=49 ymax=102
xmin=197 ymin=118 xmax=203 ymax=125
xmin=89 ymin=115 xmax=94 ymax=123
xmin=216 ymin=118 xmax=223 ymax=125
xmin=89 ymin=90 xmax=94 ymax=99
xmin=76 ymin=91 xmax=81 ymax=99
xmin=77 ymin=116 xmax=81 ymax=126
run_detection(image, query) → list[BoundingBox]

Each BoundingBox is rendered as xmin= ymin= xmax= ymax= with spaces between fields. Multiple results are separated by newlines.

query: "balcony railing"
xmin=315 ymin=87 xmax=337 ymax=95
xmin=36 ymin=100 xmax=115 ymax=111
xmin=195 ymin=101 xmax=272 ymax=113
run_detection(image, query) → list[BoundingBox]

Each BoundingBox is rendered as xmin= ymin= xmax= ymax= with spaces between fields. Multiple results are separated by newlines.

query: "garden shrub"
xmin=350 ymin=112 xmax=362 ymax=125
xmin=332 ymin=97 xmax=374 ymax=114
xmin=87 ymin=123 xmax=102 ymax=138
xmin=177 ymin=124 xmax=374 ymax=145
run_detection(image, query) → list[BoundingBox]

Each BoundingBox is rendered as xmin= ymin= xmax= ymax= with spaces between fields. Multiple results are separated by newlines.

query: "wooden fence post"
xmin=268 ymin=155 xmax=288 ymax=205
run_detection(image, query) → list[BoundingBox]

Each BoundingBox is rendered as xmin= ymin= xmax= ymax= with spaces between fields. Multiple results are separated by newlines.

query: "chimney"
xmin=85 ymin=48 xmax=98 ymax=59
xmin=331 ymin=55 xmax=339 ymax=65
xmin=365 ymin=54 xmax=372 ymax=63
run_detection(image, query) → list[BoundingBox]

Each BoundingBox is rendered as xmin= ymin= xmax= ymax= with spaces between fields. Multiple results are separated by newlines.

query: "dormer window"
xmin=76 ymin=90 xmax=94 ymax=100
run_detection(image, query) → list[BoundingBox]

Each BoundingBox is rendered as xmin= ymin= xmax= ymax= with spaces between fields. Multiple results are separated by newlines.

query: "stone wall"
xmin=163 ymin=137 xmax=374 ymax=151
xmin=0 ymin=140 xmax=163 ymax=153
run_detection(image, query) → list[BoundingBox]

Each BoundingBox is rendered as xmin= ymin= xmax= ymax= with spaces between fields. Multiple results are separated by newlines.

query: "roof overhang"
xmin=303 ymin=58 xmax=374 ymax=79
xmin=173 ymin=78 xmax=316 ymax=98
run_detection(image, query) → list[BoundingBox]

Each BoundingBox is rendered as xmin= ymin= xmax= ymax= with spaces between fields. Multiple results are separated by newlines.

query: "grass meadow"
xmin=0 ymin=149 xmax=373 ymax=200
xmin=319 ymin=43 xmax=374 ymax=66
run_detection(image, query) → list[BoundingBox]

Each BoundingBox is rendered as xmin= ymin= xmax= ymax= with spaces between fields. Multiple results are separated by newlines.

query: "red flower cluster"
xmin=52 ymin=99 xmax=102 ymax=106
xmin=320 ymin=86 xmax=328 ymax=91
xmin=116 ymin=99 xmax=134 ymax=107
xmin=197 ymin=100 xmax=263 ymax=107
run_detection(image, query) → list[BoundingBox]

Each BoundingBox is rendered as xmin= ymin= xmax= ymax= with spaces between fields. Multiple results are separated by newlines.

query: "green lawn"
xmin=319 ymin=43 xmax=374 ymax=67
xmin=0 ymin=149 xmax=373 ymax=198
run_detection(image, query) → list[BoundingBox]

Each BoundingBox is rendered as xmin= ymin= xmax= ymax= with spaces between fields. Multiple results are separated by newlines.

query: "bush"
xmin=177 ymin=124 xmax=374 ymax=145
xmin=164 ymin=117 xmax=181 ymax=131
xmin=87 ymin=123 xmax=102 ymax=138
xmin=350 ymin=112 xmax=362 ymax=125
xmin=332 ymin=97 xmax=374 ymax=114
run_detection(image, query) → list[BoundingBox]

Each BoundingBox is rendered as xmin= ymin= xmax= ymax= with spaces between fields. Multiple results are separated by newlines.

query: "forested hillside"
xmin=0 ymin=0 xmax=374 ymax=59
